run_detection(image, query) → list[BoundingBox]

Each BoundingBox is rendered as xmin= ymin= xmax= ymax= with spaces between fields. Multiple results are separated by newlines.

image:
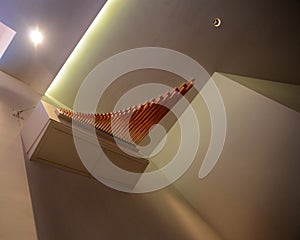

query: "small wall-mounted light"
xmin=213 ymin=17 xmax=222 ymax=28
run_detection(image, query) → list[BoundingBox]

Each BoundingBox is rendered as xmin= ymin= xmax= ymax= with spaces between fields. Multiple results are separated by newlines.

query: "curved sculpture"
xmin=57 ymin=79 xmax=195 ymax=145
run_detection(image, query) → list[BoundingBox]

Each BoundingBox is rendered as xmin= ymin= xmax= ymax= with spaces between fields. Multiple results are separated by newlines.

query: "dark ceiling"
xmin=0 ymin=0 xmax=299 ymax=97
xmin=0 ymin=0 xmax=107 ymax=93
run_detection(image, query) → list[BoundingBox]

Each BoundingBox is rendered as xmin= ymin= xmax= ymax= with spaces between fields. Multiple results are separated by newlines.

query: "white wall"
xmin=162 ymin=73 xmax=300 ymax=240
xmin=0 ymin=71 xmax=39 ymax=240
xmin=10 ymin=69 xmax=300 ymax=239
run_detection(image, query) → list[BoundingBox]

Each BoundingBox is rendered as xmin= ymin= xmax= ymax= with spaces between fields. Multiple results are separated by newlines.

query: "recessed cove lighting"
xmin=29 ymin=27 xmax=43 ymax=46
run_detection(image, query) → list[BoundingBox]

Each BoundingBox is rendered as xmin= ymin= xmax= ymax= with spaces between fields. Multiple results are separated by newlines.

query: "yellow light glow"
xmin=45 ymin=0 xmax=112 ymax=100
xmin=29 ymin=27 xmax=43 ymax=46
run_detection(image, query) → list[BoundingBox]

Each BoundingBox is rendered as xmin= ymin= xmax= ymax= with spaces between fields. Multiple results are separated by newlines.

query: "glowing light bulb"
xmin=29 ymin=27 xmax=43 ymax=46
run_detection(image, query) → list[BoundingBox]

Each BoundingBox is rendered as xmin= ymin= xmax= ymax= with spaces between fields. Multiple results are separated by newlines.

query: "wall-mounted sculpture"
xmin=21 ymin=79 xmax=195 ymax=188
xmin=57 ymin=79 xmax=194 ymax=145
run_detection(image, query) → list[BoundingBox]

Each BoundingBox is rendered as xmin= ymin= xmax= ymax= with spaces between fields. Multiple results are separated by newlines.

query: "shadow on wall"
xmin=23 ymin=148 xmax=221 ymax=240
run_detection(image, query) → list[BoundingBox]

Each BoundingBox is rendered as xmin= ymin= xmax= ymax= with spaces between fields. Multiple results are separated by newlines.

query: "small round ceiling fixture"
xmin=213 ymin=17 xmax=222 ymax=28
xmin=29 ymin=27 xmax=43 ymax=46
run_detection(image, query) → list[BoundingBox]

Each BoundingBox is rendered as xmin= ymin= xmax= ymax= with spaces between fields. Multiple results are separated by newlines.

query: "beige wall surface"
xmin=5 ymin=67 xmax=298 ymax=240
xmin=25 ymin=72 xmax=300 ymax=240
xmin=0 ymin=71 xmax=38 ymax=240
xmin=171 ymin=73 xmax=300 ymax=240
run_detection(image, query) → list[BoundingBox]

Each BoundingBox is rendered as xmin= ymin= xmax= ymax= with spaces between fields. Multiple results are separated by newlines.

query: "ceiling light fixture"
xmin=29 ymin=27 xmax=43 ymax=46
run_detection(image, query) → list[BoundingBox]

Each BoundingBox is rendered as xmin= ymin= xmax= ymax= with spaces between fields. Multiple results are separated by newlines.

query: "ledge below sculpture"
xmin=21 ymin=100 xmax=149 ymax=188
